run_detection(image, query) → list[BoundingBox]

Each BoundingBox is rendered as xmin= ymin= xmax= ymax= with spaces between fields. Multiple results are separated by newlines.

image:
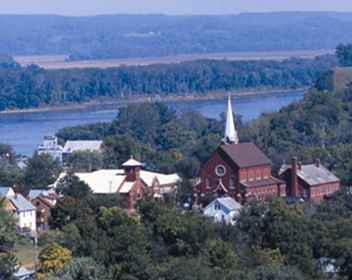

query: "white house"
xmin=203 ymin=196 xmax=242 ymax=225
xmin=0 ymin=187 xmax=36 ymax=234
xmin=37 ymin=136 xmax=63 ymax=161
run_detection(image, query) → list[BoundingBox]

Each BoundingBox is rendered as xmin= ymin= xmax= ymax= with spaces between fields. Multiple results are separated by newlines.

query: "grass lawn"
xmin=14 ymin=237 xmax=41 ymax=269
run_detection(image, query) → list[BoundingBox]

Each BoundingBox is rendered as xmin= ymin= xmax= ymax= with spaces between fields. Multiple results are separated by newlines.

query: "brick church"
xmin=195 ymin=96 xmax=286 ymax=206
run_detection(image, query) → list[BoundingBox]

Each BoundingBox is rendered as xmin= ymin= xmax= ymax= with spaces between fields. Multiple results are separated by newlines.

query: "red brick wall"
xmin=199 ymin=150 xmax=238 ymax=196
xmin=239 ymin=166 xmax=272 ymax=182
xmin=310 ymin=182 xmax=341 ymax=203
xmin=245 ymin=183 xmax=285 ymax=202
xmin=198 ymin=148 xmax=274 ymax=204
xmin=128 ymin=180 xmax=146 ymax=209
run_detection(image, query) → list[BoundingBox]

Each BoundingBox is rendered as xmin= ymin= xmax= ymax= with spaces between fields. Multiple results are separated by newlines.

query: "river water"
xmin=0 ymin=91 xmax=304 ymax=156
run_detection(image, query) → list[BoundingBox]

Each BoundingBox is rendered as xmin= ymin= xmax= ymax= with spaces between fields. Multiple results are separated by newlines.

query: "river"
xmin=0 ymin=90 xmax=304 ymax=156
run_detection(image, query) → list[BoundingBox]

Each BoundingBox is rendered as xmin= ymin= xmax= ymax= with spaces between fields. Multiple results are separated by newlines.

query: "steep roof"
xmin=280 ymin=163 xmax=340 ymax=186
xmin=216 ymin=197 xmax=242 ymax=211
xmin=63 ymin=140 xmax=103 ymax=153
xmin=219 ymin=142 xmax=271 ymax=168
xmin=140 ymin=170 xmax=181 ymax=187
xmin=28 ymin=189 xmax=56 ymax=200
xmin=9 ymin=194 xmax=36 ymax=212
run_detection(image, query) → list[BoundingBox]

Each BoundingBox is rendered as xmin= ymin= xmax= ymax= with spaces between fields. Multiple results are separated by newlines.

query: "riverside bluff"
xmin=0 ymin=88 xmax=307 ymax=115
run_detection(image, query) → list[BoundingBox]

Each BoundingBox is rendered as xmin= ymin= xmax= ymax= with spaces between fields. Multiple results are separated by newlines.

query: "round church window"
xmin=215 ymin=165 xmax=226 ymax=177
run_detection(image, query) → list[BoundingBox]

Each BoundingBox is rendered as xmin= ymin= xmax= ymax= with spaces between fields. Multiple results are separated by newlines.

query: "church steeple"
xmin=223 ymin=95 xmax=239 ymax=144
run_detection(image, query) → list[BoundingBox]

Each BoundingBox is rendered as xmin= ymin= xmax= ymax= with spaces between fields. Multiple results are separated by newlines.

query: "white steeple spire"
xmin=223 ymin=95 xmax=239 ymax=144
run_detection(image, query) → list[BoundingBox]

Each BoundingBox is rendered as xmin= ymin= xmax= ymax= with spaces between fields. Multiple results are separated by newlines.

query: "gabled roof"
xmin=219 ymin=142 xmax=271 ymax=168
xmin=63 ymin=140 xmax=103 ymax=153
xmin=56 ymin=168 xmax=180 ymax=195
xmin=140 ymin=170 xmax=181 ymax=187
xmin=75 ymin=169 xmax=126 ymax=194
xmin=205 ymin=196 xmax=242 ymax=213
xmin=28 ymin=189 xmax=56 ymax=200
xmin=280 ymin=163 xmax=340 ymax=186
xmin=216 ymin=197 xmax=242 ymax=211
xmin=9 ymin=194 xmax=36 ymax=212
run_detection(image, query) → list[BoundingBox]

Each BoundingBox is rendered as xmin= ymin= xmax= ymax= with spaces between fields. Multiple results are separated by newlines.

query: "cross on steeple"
xmin=223 ymin=95 xmax=239 ymax=145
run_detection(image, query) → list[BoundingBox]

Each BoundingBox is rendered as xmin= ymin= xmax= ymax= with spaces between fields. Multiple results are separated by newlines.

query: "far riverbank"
xmin=0 ymin=88 xmax=307 ymax=115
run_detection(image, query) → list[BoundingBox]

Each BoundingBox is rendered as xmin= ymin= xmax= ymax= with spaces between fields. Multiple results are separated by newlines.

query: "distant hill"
xmin=1 ymin=12 xmax=352 ymax=60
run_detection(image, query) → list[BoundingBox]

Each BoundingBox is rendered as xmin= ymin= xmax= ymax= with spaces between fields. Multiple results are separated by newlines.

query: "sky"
xmin=0 ymin=0 xmax=352 ymax=15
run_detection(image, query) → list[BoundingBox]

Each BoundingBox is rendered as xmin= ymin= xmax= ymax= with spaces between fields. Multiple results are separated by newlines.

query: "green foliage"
xmin=0 ymin=57 xmax=335 ymax=111
xmin=0 ymin=200 xmax=17 ymax=280
xmin=47 ymin=257 xmax=110 ymax=280
xmin=65 ymin=151 xmax=103 ymax=172
xmin=56 ymin=174 xmax=92 ymax=199
xmin=244 ymin=84 xmax=352 ymax=185
xmin=37 ymin=243 xmax=72 ymax=279
xmin=336 ymin=43 xmax=352 ymax=67
xmin=24 ymin=153 xmax=62 ymax=188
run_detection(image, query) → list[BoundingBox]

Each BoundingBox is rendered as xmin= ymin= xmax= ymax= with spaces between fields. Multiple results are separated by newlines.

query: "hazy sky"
xmin=1 ymin=0 xmax=352 ymax=15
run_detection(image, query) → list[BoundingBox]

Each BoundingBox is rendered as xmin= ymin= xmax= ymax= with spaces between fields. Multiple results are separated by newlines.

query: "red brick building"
xmin=28 ymin=189 xmax=58 ymax=231
xmin=279 ymin=158 xmax=341 ymax=204
xmin=54 ymin=157 xmax=180 ymax=211
xmin=195 ymin=96 xmax=285 ymax=206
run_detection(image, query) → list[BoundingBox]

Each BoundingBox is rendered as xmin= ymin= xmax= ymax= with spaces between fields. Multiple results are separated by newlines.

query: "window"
xmin=229 ymin=176 xmax=236 ymax=190
xmin=214 ymin=202 xmax=221 ymax=210
xmin=206 ymin=178 xmax=211 ymax=189
xmin=215 ymin=165 xmax=226 ymax=177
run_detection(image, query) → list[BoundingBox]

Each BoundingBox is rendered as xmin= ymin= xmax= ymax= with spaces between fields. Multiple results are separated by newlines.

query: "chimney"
xmin=315 ymin=158 xmax=321 ymax=168
xmin=291 ymin=157 xmax=299 ymax=197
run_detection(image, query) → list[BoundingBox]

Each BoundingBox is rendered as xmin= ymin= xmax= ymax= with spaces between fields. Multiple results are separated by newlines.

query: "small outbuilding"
xmin=203 ymin=196 xmax=242 ymax=225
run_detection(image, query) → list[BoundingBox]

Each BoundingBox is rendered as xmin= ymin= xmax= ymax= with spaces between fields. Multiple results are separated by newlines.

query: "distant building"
xmin=203 ymin=196 xmax=242 ymax=225
xmin=195 ymin=96 xmax=286 ymax=206
xmin=54 ymin=157 xmax=180 ymax=210
xmin=0 ymin=187 xmax=36 ymax=234
xmin=279 ymin=158 xmax=341 ymax=204
xmin=28 ymin=189 xmax=58 ymax=231
xmin=37 ymin=136 xmax=63 ymax=161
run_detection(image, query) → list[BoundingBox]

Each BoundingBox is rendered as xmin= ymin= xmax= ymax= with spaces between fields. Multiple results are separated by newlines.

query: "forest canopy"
xmin=0 ymin=56 xmax=336 ymax=111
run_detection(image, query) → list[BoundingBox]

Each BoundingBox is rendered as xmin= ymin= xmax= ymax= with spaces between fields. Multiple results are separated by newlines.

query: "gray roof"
xmin=63 ymin=140 xmax=103 ymax=153
xmin=280 ymin=164 xmax=340 ymax=186
xmin=28 ymin=189 xmax=55 ymax=200
xmin=9 ymin=194 xmax=36 ymax=212
xmin=216 ymin=197 xmax=242 ymax=211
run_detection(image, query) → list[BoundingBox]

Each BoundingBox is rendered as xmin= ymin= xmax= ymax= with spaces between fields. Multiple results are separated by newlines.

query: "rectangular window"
xmin=230 ymin=176 xmax=236 ymax=190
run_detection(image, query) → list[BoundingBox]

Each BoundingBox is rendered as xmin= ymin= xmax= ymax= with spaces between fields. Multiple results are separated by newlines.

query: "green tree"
xmin=336 ymin=43 xmax=352 ymax=67
xmin=37 ymin=243 xmax=72 ymax=279
xmin=47 ymin=257 xmax=110 ymax=280
xmin=0 ymin=199 xmax=17 ymax=280
xmin=24 ymin=153 xmax=62 ymax=187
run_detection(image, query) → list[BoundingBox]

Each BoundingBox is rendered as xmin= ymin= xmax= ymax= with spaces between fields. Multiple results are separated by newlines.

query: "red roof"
xmin=219 ymin=142 xmax=271 ymax=168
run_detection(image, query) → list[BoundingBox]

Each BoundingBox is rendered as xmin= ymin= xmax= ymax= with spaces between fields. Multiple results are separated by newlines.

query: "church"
xmin=195 ymin=96 xmax=286 ymax=206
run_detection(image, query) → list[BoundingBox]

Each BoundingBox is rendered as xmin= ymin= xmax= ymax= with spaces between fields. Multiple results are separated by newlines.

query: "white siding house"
xmin=203 ymin=197 xmax=242 ymax=225
xmin=0 ymin=187 xmax=37 ymax=234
